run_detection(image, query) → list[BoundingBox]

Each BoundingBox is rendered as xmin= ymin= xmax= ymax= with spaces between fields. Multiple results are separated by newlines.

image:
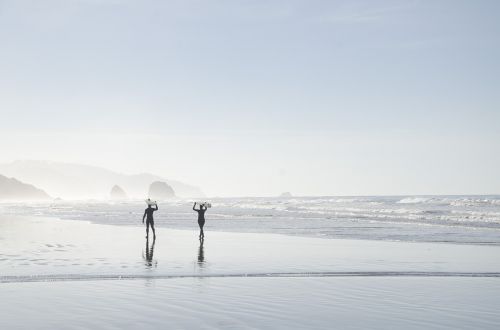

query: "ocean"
xmin=2 ymin=195 xmax=500 ymax=245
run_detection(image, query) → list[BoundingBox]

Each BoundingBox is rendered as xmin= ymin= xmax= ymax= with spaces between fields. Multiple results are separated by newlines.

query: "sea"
xmin=2 ymin=195 xmax=500 ymax=245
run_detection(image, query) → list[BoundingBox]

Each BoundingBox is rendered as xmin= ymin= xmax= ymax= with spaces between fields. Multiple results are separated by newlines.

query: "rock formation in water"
xmin=0 ymin=174 xmax=51 ymax=200
xmin=148 ymin=181 xmax=175 ymax=199
xmin=0 ymin=160 xmax=204 ymax=199
xmin=279 ymin=192 xmax=293 ymax=198
xmin=110 ymin=185 xmax=128 ymax=199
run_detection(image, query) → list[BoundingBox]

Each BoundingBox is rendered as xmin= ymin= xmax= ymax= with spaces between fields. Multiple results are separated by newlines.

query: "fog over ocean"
xmin=3 ymin=195 xmax=500 ymax=245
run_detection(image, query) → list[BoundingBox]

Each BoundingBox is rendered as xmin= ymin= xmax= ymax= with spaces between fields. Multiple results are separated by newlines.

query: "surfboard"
xmin=145 ymin=199 xmax=157 ymax=206
xmin=196 ymin=202 xmax=212 ymax=208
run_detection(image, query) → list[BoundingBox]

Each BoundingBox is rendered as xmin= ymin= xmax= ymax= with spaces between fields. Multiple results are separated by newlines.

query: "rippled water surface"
xmin=2 ymin=216 xmax=500 ymax=281
xmin=2 ymin=195 xmax=500 ymax=244
xmin=2 ymin=277 xmax=500 ymax=330
xmin=1 ymin=215 xmax=500 ymax=329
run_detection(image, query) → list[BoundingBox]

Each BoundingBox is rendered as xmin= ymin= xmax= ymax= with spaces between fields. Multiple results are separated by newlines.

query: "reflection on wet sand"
xmin=143 ymin=237 xmax=156 ymax=268
xmin=197 ymin=239 xmax=205 ymax=266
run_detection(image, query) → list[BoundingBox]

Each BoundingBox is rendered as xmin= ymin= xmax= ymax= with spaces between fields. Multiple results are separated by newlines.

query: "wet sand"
xmin=2 ymin=277 xmax=500 ymax=330
xmin=1 ymin=215 xmax=500 ymax=329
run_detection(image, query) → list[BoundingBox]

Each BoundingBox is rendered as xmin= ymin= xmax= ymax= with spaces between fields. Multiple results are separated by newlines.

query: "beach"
xmin=3 ymin=277 xmax=500 ymax=329
xmin=2 ymin=0 xmax=499 ymax=328
xmin=1 ymin=215 xmax=500 ymax=329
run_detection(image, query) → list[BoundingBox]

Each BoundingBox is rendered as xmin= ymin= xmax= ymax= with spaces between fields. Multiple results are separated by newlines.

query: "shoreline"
xmin=2 ymin=214 xmax=500 ymax=329
xmin=2 ymin=214 xmax=500 ymax=280
xmin=0 ymin=201 xmax=500 ymax=246
xmin=51 ymin=217 xmax=500 ymax=247
xmin=2 ymin=196 xmax=500 ymax=246
xmin=7 ymin=212 xmax=500 ymax=248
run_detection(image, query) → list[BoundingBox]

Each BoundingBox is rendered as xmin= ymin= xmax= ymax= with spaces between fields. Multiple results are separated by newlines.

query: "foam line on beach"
xmin=2 ymin=271 xmax=500 ymax=283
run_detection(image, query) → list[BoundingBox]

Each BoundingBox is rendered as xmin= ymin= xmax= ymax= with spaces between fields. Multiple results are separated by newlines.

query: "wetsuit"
xmin=144 ymin=206 xmax=157 ymax=224
xmin=143 ymin=205 xmax=158 ymax=237
xmin=196 ymin=208 xmax=206 ymax=228
xmin=193 ymin=205 xmax=207 ymax=239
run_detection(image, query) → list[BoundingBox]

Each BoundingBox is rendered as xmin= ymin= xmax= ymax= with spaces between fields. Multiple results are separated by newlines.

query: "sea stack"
xmin=110 ymin=185 xmax=128 ymax=199
xmin=148 ymin=181 xmax=175 ymax=199
xmin=279 ymin=192 xmax=293 ymax=198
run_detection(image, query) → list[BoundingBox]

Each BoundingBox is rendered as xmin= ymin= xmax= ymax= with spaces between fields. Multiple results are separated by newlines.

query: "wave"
xmin=397 ymin=197 xmax=431 ymax=204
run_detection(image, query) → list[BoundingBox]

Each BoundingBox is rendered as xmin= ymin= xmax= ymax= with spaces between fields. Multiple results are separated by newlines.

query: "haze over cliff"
xmin=0 ymin=160 xmax=204 ymax=199
xmin=0 ymin=174 xmax=51 ymax=201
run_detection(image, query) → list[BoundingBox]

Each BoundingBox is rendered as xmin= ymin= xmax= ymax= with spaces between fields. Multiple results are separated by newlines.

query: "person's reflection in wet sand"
xmin=143 ymin=236 xmax=156 ymax=268
xmin=197 ymin=238 xmax=205 ymax=266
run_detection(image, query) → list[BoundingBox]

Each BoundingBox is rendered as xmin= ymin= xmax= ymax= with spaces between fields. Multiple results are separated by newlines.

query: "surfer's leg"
xmin=198 ymin=220 xmax=203 ymax=239
xmin=200 ymin=220 xmax=205 ymax=238
xmin=151 ymin=221 xmax=156 ymax=238
xmin=146 ymin=220 xmax=150 ymax=238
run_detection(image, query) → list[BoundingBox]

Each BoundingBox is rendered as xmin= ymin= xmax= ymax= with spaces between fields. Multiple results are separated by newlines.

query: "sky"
xmin=0 ymin=0 xmax=499 ymax=196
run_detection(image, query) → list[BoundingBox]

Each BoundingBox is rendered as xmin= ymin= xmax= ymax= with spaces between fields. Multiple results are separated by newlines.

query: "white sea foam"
xmin=2 ymin=195 xmax=500 ymax=244
xmin=397 ymin=197 xmax=431 ymax=204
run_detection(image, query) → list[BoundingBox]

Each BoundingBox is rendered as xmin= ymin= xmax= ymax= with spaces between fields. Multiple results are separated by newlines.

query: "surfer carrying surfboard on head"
xmin=193 ymin=202 xmax=209 ymax=240
xmin=143 ymin=199 xmax=158 ymax=239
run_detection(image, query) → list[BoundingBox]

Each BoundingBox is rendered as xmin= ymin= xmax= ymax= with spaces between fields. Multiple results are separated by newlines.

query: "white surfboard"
xmin=196 ymin=202 xmax=212 ymax=208
xmin=145 ymin=198 xmax=157 ymax=206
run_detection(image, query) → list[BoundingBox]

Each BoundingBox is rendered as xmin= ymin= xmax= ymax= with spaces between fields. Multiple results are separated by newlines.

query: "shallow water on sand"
xmin=2 ymin=215 xmax=500 ymax=329
xmin=1 ymin=216 xmax=500 ymax=281
xmin=2 ymin=277 xmax=500 ymax=330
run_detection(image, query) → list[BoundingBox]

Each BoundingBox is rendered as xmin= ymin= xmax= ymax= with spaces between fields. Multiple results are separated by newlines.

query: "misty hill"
xmin=148 ymin=181 xmax=175 ymax=199
xmin=0 ymin=174 xmax=51 ymax=200
xmin=0 ymin=160 xmax=204 ymax=199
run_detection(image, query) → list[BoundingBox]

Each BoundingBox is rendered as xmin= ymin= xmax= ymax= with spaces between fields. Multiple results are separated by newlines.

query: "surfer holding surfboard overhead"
xmin=193 ymin=202 xmax=210 ymax=240
xmin=143 ymin=199 xmax=158 ymax=239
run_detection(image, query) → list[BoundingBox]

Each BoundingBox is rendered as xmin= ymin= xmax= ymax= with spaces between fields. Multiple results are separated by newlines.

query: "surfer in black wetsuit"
xmin=193 ymin=202 xmax=207 ymax=240
xmin=142 ymin=203 xmax=158 ymax=238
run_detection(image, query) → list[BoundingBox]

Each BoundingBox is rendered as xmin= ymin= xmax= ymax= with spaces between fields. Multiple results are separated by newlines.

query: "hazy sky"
xmin=0 ymin=0 xmax=499 ymax=196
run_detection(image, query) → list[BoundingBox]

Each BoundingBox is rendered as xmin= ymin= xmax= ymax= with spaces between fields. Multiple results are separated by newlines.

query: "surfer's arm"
xmin=154 ymin=204 xmax=158 ymax=211
xmin=193 ymin=202 xmax=197 ymax=211
xmin=142 ymin=210 xmax=146 ymax=223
